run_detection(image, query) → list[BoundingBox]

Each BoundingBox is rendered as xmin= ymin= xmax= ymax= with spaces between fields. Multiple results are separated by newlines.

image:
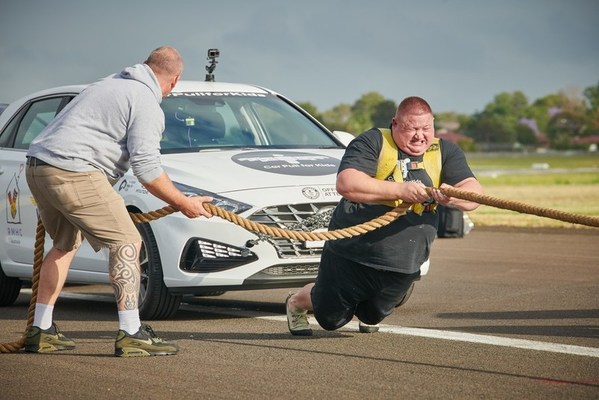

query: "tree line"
xmin=298 ymin=81 xmax=599 ymax=151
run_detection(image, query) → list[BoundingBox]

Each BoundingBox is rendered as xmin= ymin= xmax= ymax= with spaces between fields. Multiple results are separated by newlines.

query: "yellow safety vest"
xmin=374 ymin=128 xmax=441 ymax=213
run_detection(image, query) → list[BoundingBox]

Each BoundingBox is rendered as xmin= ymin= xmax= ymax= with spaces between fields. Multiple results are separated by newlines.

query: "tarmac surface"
xmin=1 ymin=227 xmax=598 ymax=399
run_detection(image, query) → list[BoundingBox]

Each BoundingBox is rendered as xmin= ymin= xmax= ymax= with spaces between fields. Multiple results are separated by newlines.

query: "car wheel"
xmin=0 ymin=266 xmax=22 ymax=306
xmin=397 ymin=281 xmax=416 ymax=308
xmin=137 ymin=222 xmax=182 ymax=320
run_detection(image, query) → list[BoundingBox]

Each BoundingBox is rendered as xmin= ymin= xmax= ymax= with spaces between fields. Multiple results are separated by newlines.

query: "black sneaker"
xmin=24 ymin=323 xmax=76 ymax=353
xmin=115 ymin=323 xmax=179 ymax=357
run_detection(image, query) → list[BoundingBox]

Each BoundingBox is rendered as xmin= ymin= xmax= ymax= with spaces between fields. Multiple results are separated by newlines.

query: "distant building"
xmin=572 ymin=135 xmax=599 ymax=151
xmin=435 ymin=128 xmax=466 ymax=143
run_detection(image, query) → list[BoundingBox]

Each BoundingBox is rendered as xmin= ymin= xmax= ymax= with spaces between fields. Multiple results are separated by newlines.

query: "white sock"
xmin=33 ymin=303 xmax=54 ymax=330
xmin=118 ymin=310 xmax=141 ymax=335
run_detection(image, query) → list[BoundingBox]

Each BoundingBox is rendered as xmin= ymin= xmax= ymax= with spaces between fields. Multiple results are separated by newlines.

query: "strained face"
xmin=392 ymin=112 xmax=435 ymax=156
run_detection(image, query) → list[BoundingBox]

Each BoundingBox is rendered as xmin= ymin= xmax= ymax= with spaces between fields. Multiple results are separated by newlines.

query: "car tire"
xmin=0 ymin=266 xmax=22 ymax=306
xmin=137 ymin=222 xmax=182 ymax=320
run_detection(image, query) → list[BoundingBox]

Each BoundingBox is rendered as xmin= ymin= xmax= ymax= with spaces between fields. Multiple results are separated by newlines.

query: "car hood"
xmin=161 ymin=148 xmax=346 ymax=194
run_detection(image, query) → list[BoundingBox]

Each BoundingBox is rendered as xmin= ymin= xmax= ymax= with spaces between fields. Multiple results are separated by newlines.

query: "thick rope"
xmin=2 ymin=188 xmax=598 ymax=353
xmin=129 ymin=203 xmax=412 ymax=240
xmin=1 ymin=203 xmax=411 ymax=353
xmin=0 ymin=219 xmax=45 ymax=353
xmin=129 ymin=187 xmax=599 ymax=230
xmin=435 ymin=187 xmax=599 ymax=228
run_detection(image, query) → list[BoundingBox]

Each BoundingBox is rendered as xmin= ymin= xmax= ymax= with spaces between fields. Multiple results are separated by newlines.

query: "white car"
xmin=0 ymin=69 xmax=354 ymax=319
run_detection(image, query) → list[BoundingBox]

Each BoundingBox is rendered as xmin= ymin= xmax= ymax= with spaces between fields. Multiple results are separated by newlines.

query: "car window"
xmin=13 ymin=97 xmax=71 ymax=149
xmin=160 ymin=93 xmax=338 ymax=153
xmin=0 ymin=106 xmax=26 ymax=148
xmin=0 ymin=96 xmax=73 ymax=150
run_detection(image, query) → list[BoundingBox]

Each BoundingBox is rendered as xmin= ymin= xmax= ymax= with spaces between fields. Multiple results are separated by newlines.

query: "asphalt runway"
xmin=1 ymin=227 xmax=598 ymax=399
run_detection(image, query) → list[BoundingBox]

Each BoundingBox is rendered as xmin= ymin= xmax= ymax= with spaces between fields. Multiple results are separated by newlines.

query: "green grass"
xmin=477 ymin=172 xmax=599 ymax=186
xmin=467 ymin=152 xmax=599 ymax=170
xmin=470 ymin=185 xmax=599 ymax=229
xmin=462 ymin=153 xmax=599 ymax=230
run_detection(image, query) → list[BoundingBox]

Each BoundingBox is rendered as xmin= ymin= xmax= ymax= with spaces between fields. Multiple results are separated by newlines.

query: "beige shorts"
xmin=25 ymin=164 xmax=141 ymax=252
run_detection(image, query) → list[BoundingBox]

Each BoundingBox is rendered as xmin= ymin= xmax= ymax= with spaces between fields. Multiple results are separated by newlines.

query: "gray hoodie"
xmin=27 ymin=63 xmax=164 ymax=183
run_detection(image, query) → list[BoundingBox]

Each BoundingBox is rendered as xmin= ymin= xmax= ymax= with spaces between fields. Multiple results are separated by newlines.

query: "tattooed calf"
xmin=109 ymin=243 xmax=140 ymax=310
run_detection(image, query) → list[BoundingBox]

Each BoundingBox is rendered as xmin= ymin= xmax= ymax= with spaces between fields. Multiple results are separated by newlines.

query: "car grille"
xmin=248 ymin=202 xmax=338 ymax=258
xmin=260 ymin=264 xmax=320 ymax=275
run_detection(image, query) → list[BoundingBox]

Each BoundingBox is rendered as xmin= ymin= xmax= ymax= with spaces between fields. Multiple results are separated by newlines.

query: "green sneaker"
xmin=286 ymin=293 xmax=312 ymax=336
xmin=24 ymin=323 xmax=75 ymax=353
xmin=115 ymin=323 xmax=179 ymax=357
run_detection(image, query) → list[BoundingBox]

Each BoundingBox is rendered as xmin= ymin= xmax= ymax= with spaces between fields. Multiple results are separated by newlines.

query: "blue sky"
xmin=1 ymin=0 xmax=597 ymax=114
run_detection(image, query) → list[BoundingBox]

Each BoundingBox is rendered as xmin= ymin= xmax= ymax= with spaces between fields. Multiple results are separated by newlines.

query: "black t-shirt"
xmin=326 ymin=128 xmax=475 ymax=273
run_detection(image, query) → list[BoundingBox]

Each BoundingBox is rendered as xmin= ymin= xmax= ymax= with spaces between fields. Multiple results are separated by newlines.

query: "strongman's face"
xmin=391 ymin=112 xmax=435 ymax=156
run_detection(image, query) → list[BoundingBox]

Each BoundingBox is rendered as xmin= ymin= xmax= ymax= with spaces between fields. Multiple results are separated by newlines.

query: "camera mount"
xmin=205 ymin=48 xmax=220 ymax=82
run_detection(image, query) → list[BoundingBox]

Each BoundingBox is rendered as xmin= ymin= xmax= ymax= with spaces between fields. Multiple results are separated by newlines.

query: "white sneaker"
xmin=285 ymin=293 xmax=312 ymax=336
xmin=358 ymin=321 xmax=380 ymax=333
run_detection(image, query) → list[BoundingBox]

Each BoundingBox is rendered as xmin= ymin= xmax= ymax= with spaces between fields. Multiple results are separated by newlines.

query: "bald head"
xmin=144 ymin=46 xmax=183 ymax=77
xmin=144 ymin=46 xmax=183 ymax=97
xmin=395 ymin=96 xmax=433 ymax=118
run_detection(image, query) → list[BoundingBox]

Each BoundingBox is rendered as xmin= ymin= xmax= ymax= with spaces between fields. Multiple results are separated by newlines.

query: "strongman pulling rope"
xmin=1 ymin=187 xmax=598 ymax=353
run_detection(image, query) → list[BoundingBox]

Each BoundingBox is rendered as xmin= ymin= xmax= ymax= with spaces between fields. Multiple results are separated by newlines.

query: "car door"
xmin=0 ymin=96 xmax=72 ymax=267
xmin=0 ymin=94 xmax=107 ymax=274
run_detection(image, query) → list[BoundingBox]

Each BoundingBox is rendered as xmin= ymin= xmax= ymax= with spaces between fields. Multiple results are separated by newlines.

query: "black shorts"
xmin=311 ymin=247 xmax=421 ymax=331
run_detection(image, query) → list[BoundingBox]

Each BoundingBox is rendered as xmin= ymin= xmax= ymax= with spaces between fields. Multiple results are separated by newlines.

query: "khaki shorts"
xmin=26 ymin=164 xmax=141 ymax=252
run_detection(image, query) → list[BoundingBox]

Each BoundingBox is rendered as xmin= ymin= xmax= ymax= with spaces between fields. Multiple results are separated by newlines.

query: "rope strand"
xmin=2 ymin=188 xmax=597 ymax=353
xmin=434 ymin=187 xmax=599 ymax=228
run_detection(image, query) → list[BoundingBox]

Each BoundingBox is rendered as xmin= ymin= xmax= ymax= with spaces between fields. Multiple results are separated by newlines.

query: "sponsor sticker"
xmin=232 ymin=151 xmax=340 ymax=176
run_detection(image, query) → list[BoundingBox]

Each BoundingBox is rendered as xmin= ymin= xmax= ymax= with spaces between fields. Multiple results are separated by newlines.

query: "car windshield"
xmin=160 ymin=93 xmax=339 ymax=153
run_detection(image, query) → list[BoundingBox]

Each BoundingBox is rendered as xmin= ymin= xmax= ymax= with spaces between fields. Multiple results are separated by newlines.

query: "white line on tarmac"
xmin=258 ymin=315 xmax=599 ymax=359
xmin=53 ymin=291 xmax=599 ymax=359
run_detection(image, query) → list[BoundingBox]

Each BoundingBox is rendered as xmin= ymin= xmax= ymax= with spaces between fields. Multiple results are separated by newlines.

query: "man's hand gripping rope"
xmin=2 ymin=186 xmax=599 ymax=353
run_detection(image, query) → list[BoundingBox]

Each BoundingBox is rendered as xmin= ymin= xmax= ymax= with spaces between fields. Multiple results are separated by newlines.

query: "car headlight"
xmin=173 ymin=182 xmax=252 ymax=214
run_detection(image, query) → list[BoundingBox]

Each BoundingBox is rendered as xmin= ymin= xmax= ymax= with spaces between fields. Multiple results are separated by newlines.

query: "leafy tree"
xmin=583 ymin=81 xmax=599 ymax=110
xmin=299 ymin=82 xmax=599 ymax=150
xmin=296 ymin=101 xmax=323 ymax=123
xmin=583 ymin=81 xmax=599 ymax=135
xmin=346 ymin=112 xmax=372 ymax=134
xmin=322 ymin=103 xmax=352 ymax=132
xmin=316 ymin=91 xmax=397 ymax=134
xmin=347 ymin=92 xmax=390 ymax=133
xmin=523 ymin=99 xmax=552 ymax=136
xmin=529 ymin=90 xmax=592 ymax=148
xmin=435 ymin=112 xmax=467 ymax=131
xmin=514 ymin=123 xmax=538 ymax=146
xmin=371 ymin=100 xmax=397 ymax=128
xmin=465 ymin=91 xmax=529 ymax=146
xmin=484 ymin=91 xmax=529 ymax=116
xmin=351 ymin=92 xmax=386 ymax=116
xmin=546 ymin=110 xmax=589 ymax=149
xmin=466 ymin=112 xmax=515 ymax=144
xmin=457 ymin=136 xmax=477 ymax=152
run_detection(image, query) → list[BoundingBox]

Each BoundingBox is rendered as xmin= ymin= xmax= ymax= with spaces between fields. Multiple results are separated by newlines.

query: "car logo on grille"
xmin=301 ymin=187 xmax=320 ymax=199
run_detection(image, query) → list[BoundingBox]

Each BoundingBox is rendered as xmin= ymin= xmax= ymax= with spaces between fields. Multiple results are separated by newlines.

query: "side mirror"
xmin=332 ymin=131 xmax=355 ymax=147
